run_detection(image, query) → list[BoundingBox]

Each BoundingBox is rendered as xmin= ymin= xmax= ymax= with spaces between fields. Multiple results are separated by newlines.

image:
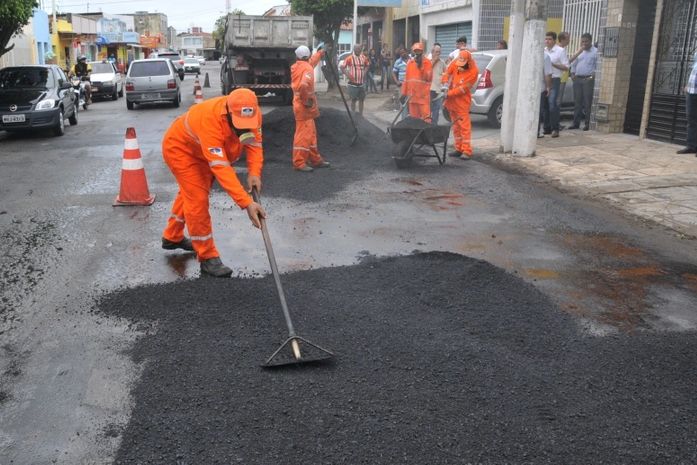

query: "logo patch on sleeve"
xmin=208 ymin=147 xmax=224 ymax=157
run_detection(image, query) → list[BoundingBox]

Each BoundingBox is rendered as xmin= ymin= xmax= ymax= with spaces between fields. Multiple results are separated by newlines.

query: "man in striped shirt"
xmin=340 ymin=43 xmax=370 ymax=115
xmin=677 ymin=51 xmax=697 ymax=155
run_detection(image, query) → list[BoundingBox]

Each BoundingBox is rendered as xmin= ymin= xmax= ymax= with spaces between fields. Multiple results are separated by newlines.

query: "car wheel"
xmin=53 ymin=108 xmax=65 ymax=136
xmin=488 ymin=96 xmax=503 ymax=128
xmin=112 ymin=87 xmax=118 ymax=100
xmin=68 ymin=105 xmax=78 ymax=126
xmin=127 ymin=100 xmax=134 ymax=110
xmin=173 ymin=92 xmax=180 ymax=108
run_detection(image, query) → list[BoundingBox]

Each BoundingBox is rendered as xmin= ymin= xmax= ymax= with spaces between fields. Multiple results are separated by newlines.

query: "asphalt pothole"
xmin=99 ymin=252 xmax=697 ymax=464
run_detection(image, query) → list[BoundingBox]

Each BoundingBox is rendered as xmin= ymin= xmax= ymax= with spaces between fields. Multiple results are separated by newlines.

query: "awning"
xmin=127 ymin=44 xmax=144 ymax=48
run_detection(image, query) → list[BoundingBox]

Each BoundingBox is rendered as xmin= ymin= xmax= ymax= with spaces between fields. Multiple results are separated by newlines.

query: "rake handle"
xmin=251 ymin=188 xmax=297 ymax=338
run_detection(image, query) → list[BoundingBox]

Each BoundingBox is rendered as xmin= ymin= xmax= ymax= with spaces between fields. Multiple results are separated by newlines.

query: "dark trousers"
xmin=380 ymin=65 xmax=391 ymax=90
xmin=539 ymin=90 xmax=549 ymax=134
xmin=573 ymin=77 xmax=595 ymax=128
xmin=687 ymin=92 xmax=697 ymax=149
xmin=545 ymin=77 xmax=561 ymax=131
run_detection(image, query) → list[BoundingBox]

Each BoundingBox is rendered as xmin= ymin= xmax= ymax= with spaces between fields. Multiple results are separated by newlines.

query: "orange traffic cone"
xmin=113 ymin=127 xmax=156 ymax=206
xmin=193 ymin=77 xmax=200 ymax=95
xmin=194 ymin=86 xmax=204 ymax=104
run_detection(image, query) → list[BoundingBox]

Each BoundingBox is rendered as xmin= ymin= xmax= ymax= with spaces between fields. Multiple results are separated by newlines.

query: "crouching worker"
xmin=441 ymin=50 xmax=479 ymax=159
xmin=291 ymin=45 xmax=331 ymax=172
xmin=402 ymin=42 xmax=433 ymax=122
xmin=161 ymin=88 xmax=266 ymax=278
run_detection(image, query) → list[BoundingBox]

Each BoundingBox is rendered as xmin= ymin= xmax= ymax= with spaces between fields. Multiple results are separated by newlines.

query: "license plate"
xmin=2 ymin=114 xmax=25 ymax=123
xmin=142 ymin=93 xmax=161 ymax=100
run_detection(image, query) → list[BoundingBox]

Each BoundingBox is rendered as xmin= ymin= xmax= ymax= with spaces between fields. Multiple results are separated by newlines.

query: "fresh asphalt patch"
xmin=99 ymin=252 xmax=697 ymax=464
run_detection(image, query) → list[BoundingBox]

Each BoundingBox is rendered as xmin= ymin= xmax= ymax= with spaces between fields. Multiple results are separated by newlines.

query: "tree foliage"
xmin=0 ymin=0 xmax=38 ymax=58
xmin=212 ymin=10 xmax=245 ymax=51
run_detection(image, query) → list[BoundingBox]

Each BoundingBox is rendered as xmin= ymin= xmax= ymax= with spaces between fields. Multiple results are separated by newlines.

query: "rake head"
xmin=262 ymin=336 xmax=335 ymax=368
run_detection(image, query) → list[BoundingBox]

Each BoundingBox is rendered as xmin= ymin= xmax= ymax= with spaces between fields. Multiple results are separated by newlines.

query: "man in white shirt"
xmin=544 ymin=31 xmax=569 ymax=138
xmin=539 ymin=52 xmax=553 ymax=138
xmin=448 ymin=36 xmax=470 ymax=62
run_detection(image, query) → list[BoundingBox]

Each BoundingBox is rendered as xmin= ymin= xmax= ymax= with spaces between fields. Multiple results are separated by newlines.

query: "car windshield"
xmin=184 ymin=58 xmax=198 ymax=64
xmin=157 ymin=54 xmax=180 ymax=60
xmin=0 ymin=67 xmax=54 ymax=89
xmin=472 ymin=54 xmax=493 ymax=71
xmin=90 ymin=63 xmax=114 ymax=73
xmin=130 ymin=61 xmax=171 ymax=77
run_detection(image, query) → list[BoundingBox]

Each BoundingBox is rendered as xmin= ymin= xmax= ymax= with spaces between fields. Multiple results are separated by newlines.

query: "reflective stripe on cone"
xmin=114 ymin=127 xmax=156 ymax=206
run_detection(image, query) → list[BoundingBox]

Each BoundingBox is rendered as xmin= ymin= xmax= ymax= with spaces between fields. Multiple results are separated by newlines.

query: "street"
xmin=1 ymin=63 xmax=697 ymax=464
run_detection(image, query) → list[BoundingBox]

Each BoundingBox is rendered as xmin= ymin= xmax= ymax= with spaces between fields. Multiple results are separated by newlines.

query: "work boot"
xmin=551 ymin=130 xmax=559 ymax=138
xmin=200 ymin=257 xmax=233 ymax=278
xmin=162 ymin=237 xmax=194 ymax=251
xmin=459 ymin=153 xmax=472 ymax=160
xmin=448 ymin=150 xmax=462 ymax=158
xmin=295 ymin=165 xmax=313 ymax=172
xmin=313 ymin=161 xmax=331 ymax=168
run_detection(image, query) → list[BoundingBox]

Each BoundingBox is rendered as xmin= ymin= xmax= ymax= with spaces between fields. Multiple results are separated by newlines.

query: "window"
xmin=129 ymin=61 xmax=171 ymax=77
xmin=0 ymin=67 xmax=54 ymax=89
xmin=91 ymin=63 xmax=115 ymax=73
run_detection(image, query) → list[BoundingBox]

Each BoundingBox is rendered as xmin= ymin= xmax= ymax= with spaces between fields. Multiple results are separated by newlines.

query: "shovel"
xmin=251 ymin=188 xmax=335 ymax=368
xmin=324 ymin=58 xmax=359 ymax=146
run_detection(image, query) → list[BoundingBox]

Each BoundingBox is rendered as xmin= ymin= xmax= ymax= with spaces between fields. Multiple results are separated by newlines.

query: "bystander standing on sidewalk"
xmin=340 ymin=44 xmax=370 ymax=115
xmin=677 ymin=51 xmax=697 ymax=155
xmin=448 ymin=36 xmax=469 ymax=63
xmin=556 ymin=32 xmax=571 ymax=120
xmin=429 ymin=43 xmax=446 ymax=124
xmin=568 ymin=33 xmax=598 ymax=131
xmin=367 ymin=48 xmax=379 ymax=93
xmin=539 ymin=52 xmax=553 ymax=138
xmin=497 ymin=40 xmax=508 ymax=50
xmin=380 ymin=45 xmax=392 ymax=91
xmin=545 ymin=31 xmax=569 ymax=138
xmin=392 ymin=48 xmax=409 ymax=119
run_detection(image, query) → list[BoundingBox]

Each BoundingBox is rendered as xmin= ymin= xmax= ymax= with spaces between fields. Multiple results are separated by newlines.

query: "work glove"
xmin=304 ymin=98 xmax=314 ymax=108
xmin=246 ymin=202 xmax=266 ymax=229
xmin=247 ymin=175 xmax=261 ymax=194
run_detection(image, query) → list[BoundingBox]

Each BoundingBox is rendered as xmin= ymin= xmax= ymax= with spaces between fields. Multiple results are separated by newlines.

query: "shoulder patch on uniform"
xmin=208 ymin=147 xmax=224 ymax=157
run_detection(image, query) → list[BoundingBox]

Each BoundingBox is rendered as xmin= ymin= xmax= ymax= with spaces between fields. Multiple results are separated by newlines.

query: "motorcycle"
xmin=70 ymin=76 xmax=90 ymax=110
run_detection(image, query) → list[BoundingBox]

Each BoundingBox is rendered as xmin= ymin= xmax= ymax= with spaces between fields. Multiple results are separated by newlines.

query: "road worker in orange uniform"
xmin=160 ymin=88 xmax=266 ymax=278
xmin=290 ymin=44 xmax=331 ymax=172
xmin=441 ymin=50 xmax=479 ymax=159
xmin=401 ymin=42 xmax=433 ymax=122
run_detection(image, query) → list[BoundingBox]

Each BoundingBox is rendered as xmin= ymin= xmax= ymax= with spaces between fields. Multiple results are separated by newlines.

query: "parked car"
xmin=470 ymin=50 xmax=575 ymax=128
xmin=151 ymin=51 xmax=184 ymax=71
xmin=194 ymin=55 xmax=206 ymax=66
xmin=88 ymin=60 xmax=123 ymax=100
xmin=125 ymin=58 xmax=184 ymax=110
xmin=0 ymin=65 xmax=78 ymax=136
xmin=183 ymin=57 xmax=201 ymax=74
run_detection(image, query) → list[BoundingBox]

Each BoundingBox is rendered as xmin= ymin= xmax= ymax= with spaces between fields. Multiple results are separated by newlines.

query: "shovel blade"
xmin=262 ymin=336 xmax=335 ymax=368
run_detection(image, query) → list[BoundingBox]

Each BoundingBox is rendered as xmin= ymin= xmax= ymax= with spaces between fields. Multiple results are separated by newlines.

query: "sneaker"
xmin=162 ymin=237 xmax=194 ymax=251
xmin=677 ymin=147 xmax=697 ymax=154
xmin=537 ymin=133 xmax=545 ymax=139
xmin=583 ymin=126 xmax=590 ymax=131
xmin=294 ymin=165 xmax=314 ymax=172
xmin=448 ymin=150 xmax=462 ymax=158
xmin=200 ymin=257 xmax=232 ymax=278
xmin=551 ymin=130 xmax=559 ymax=138
xmin=568 ymin=125 xmax=580 ymax=130
xmin=313 ymin=161 xmax=331 ymax=168
xmin=459 ymin=153 xmax=472 ymax=160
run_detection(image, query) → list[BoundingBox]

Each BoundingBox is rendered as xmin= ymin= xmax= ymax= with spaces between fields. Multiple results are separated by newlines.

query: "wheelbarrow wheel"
xmin=392 ymin=139 xmax=413 ymax=169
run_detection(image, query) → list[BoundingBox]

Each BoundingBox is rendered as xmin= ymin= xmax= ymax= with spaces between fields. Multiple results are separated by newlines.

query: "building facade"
xmin=0 ymin=10 xmax=52 ymax=68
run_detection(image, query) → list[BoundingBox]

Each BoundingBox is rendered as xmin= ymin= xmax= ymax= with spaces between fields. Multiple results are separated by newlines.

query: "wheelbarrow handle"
xmin=390 ymin=95 xmax=411 ymax=128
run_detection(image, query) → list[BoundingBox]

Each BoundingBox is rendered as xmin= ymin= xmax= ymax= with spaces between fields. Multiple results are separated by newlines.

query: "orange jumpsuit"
xmin=290 ymin=51 xmax=326 ymax=169
xmin=402 ymin=57 xmax=433 ymax=122
xmin=441 ymin=59 xmax=479 ymax=156
xmin=161 ymin=96 xmax=263 ymax=261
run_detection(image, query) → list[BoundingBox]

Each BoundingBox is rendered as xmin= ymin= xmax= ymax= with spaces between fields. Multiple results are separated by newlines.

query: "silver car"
xmin=125 ymin=58 xmax=184 ymax=110
xmin=470 ymin=50 xmax=575 ymax=128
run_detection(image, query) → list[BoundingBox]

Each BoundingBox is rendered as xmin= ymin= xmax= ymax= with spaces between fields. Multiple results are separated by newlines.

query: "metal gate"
xmin=562 ymin=0 xmax=603 ymax=51
xmin=647 ymin=0 xmax=697 ymax=144
xmin=435 ymin=22 xmax=472 ymax=54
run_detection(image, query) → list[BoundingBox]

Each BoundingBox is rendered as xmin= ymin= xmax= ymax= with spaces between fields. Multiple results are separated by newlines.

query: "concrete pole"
xmin=500 ymin=0 xmax=525 ymax=153
xmin=352 ymin=0 xmax=358 ymax=47
xmin=512 ymin=0 xmax=547 ymax=157
xmin=639 ymin=0 xmax=663 ymax=138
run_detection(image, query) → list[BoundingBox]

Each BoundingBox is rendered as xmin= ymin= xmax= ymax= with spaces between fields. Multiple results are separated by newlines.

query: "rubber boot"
xmin=313 ymin=161 xmax=331 ymax=168
xmin=200 ymin=257 xmax=233 ymax=278
xmin=162 ymin=237 xmax=194 ymax=251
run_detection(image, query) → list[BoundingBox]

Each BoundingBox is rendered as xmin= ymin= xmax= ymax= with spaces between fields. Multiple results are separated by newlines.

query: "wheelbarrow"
xmin=386 ymin=96 xmax=452 ymax=169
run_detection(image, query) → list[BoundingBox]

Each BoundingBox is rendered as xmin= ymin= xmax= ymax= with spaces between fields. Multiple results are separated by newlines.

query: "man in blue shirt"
xmin=569 ymin=33 xmax=598 ymax=131
xmin=391 ymin=48 xmax=409 ymax=119
xmin=677 ymin=51 xmax=697 ymax=154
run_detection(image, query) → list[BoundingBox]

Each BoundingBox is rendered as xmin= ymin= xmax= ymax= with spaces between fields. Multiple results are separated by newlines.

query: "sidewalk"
xmin=325 ymin=90 xmax=697 ymax=239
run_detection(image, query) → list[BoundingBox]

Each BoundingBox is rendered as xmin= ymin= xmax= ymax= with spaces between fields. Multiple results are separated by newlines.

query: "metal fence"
xmin=562 ymin=0 xmax=603 ymax=50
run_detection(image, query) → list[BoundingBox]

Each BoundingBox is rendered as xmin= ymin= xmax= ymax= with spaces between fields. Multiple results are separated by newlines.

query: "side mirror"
xmin=60 ymin=80 xmax=72 ymax=90
xmin=178 ymin=69 xmax=185 ymax=81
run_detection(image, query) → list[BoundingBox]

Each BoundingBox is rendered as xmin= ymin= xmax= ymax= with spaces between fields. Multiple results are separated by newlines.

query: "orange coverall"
xmin=441 ymin=58 xmax=479 ymax=156
xmin=291 ymin=51 xmax=326 ymax=169
xmin=161 ymin=96 xmax=263 ymax=261
xmin=402 ymin=57 xmax=433 ymax=122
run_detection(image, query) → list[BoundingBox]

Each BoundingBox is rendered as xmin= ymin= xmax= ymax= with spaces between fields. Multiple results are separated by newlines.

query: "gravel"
xmin=98 ymin=252 xmax=697 ymax=465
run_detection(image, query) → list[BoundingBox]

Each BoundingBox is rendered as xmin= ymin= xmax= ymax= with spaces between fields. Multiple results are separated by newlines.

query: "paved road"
xmin=1 ymin=63 xmax=696 ymax=464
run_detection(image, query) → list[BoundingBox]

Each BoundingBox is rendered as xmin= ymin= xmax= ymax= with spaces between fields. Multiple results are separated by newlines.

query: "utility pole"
xmin=500 ymin=0 xmax=525 ymax=153
xmin=352 ymin=0 xmax=358 ymax=47
xmin=512 ymin=0 xmax=547 ymax=157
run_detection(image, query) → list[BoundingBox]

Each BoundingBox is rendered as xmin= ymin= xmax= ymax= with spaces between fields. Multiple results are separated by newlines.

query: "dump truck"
xmin=220 ymin=14 xmax=314 ymax=104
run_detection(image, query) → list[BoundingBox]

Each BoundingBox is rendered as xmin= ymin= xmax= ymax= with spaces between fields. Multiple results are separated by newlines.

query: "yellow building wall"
xmin=503 ymin=17 xmax=563 ymax=41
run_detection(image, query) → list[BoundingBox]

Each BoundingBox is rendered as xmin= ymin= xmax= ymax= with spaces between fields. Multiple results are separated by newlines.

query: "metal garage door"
xmin=436 ymin=22 xmax=472 ymax=53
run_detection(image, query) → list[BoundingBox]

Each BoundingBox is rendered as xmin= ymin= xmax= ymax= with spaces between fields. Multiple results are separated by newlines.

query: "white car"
xmin=182 ymin=57 xmax=201 ymax=74
xmin=194 ymin=55 xmax=205 ymax=66
xmin=88 ymin=61 xmax=123 ymax=100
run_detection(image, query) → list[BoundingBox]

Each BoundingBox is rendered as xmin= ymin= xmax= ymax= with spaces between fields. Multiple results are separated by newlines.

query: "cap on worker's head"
xmin=457 ymin=50 xmax=471 ymax=64
xmin=226 ymin=88 xmax=261 ymax=129
xmin=295 ymin=45 xmax=311 ymax=59
xmin=411 ymin=42 xmax=424 ymax=52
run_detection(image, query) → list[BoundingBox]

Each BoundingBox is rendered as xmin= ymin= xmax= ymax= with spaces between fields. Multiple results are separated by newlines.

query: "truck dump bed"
xmin=224 ymin=15 xmax=313 ymax=49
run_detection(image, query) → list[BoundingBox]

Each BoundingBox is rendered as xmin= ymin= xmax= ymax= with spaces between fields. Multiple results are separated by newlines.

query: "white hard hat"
xmin=295 ymin=45 xmax=311 ymax=59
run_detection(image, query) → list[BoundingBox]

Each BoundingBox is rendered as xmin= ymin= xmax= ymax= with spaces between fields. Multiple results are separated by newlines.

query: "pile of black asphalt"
xmin=253 ymin=107 xmax=394 ymax=201
xmin=100 ymin=252 xmax=697 ymax=464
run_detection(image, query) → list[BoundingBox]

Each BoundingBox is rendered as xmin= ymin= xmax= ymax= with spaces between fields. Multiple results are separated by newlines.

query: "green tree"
xmin=290 ymin=0 xmax=352 ymax=89
xmin=213 ymin=9 xmax=244 ymax=51
xmin=0 ymin=0 xmax=38 ymax=58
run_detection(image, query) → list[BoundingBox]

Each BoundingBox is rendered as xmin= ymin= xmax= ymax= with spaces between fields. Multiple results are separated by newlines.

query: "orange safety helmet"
xmin=224 ymin=88 xmax=261 ymax=129
xmin=457 ymin=50 xmax=472 ymax=65
xmin=412 ymin=42 xmax=424 ymax=52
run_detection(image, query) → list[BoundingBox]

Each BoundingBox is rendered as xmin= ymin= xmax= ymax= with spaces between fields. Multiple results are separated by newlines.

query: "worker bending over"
xmin=290 ymin=45 xmax=331 ymax=172
xmin=160 ymin=88 xmax=266 ymax=278
xmin=401 ymin=42 xmax=433 ymax=122
xmin=441 ymin=50 xmax=479 ymax=159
